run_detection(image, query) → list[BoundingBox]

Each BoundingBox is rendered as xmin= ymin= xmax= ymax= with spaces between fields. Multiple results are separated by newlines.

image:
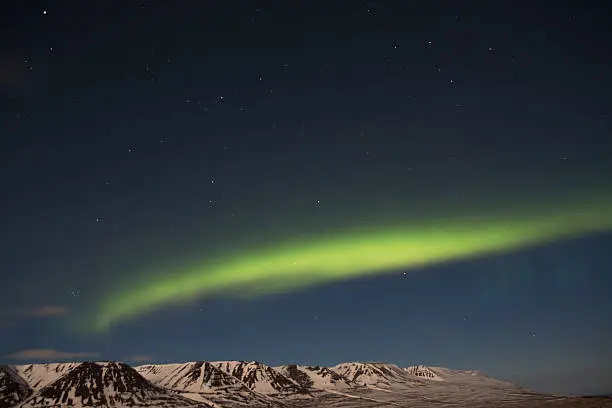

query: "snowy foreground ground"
xmin=1 ymin=360 xmax=610 ymax=407
xmin=290 ymin=388 xmax=612 ymax=408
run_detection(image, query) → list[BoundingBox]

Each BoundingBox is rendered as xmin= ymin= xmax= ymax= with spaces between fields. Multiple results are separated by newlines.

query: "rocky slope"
xmin=19 ymin=361 xmax=209 ymax=407
xmin=274 ymin=364 xmax=356 ymax=390
xmin=210 ymin=361 xmax=309 ymax=396
xmin=136 ymin=361 xmax=282 ymax=406
xmin=0 ymin=366 xmax=31 ymax=408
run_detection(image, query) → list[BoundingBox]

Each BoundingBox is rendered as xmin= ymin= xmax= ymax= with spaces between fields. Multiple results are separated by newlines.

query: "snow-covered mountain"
xmin=331 ymin=362 xmax=418 ymax=390
xmin=2 ymin=360 xmax=609 ymax=408
xmin=210 ymin=361 xmax=309 ymax=396
xmin=19 ymin=361 xmax=209 ymax=408
xmin=0 ymin=366 xmax=31 ymax=408
xmin=135 ymin=362 xmax=282 ymax=407
xmin=13 ymin=363 xmax=80 ymax=391
xmin=274 ymin=364 xmax=356 ymax=390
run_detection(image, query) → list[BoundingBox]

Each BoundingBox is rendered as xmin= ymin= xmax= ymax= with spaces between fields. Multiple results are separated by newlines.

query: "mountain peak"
xmin=20 ymin=361 xmax=209 ymax=407
xmin=210 ymin=360 xmax=309 ymax=395
xmin=136 ymin=361 xmax=243 ymax=390
xmin=14 ymin=362 xmax=80 ymax=392
xmin=275 ymin=364 xmax=356 ymax=390
xmin=331 ymin=362 xmax=417 ymax=389
xmin=136 ymin=361 xmax=286 ymax=407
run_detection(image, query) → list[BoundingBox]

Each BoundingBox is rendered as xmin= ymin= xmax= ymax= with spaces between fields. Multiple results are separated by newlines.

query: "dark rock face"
xmin=0 ymin=365 xmax=32 ymax=408
xmin=283 ymin=365 xmax=314 ymax=388
xmin=181 ymin=362 xmax=242 ymax=389
xmin=233 ymin=362 xmax=304 ymax=393
xmin=304 ymin=366 xmax=346 ymax=383
xmin=405 ymin=365 xmax=438 ymax=379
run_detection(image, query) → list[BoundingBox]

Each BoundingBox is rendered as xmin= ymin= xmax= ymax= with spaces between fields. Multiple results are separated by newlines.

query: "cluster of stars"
xmin=15 ymin=4 xmax=590 ymax=300
xmin=16 ymin=3 xmax=523 ymax=129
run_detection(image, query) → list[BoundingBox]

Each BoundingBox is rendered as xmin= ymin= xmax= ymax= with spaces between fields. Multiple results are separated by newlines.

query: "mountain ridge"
xmin=0 ymin=360 xmax=609 ymax=408
xmin=18 ymin=361 xmax=208 ymax=408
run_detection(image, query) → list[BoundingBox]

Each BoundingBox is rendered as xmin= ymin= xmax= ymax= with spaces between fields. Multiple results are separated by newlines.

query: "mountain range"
xmin=1 ymin=360 xmax=610 ymax=407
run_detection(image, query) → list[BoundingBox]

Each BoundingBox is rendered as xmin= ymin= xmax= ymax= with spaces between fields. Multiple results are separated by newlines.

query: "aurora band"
xmin=90 ymin=196 xmax=612 ymax=332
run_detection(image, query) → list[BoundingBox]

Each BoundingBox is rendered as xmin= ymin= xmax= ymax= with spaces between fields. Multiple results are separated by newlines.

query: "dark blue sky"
xmin=1 ymin=0 xmax=611 ymax=396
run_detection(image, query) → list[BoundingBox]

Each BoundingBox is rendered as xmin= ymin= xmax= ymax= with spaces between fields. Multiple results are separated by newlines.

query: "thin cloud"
xmin=5 ymin=349 xmax=99 ymax=360
xmin=127 ymin=355 xmax=155 ymax=363
xmin=22 ymin=305 xmax=69 ymax=317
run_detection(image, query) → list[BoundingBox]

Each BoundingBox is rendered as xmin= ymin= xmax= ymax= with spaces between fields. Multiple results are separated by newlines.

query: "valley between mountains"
xmin=0 ymin=360 xmax=610 ymax=408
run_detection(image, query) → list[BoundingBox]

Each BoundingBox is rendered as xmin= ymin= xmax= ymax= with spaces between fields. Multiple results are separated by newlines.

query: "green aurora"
xmin=90 ymin=195 xmax=612 ymax=332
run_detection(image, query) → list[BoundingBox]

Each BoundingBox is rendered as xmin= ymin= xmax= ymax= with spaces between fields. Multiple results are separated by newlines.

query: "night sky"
xmin=2 ymin=0 xmax=612 ymax=396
